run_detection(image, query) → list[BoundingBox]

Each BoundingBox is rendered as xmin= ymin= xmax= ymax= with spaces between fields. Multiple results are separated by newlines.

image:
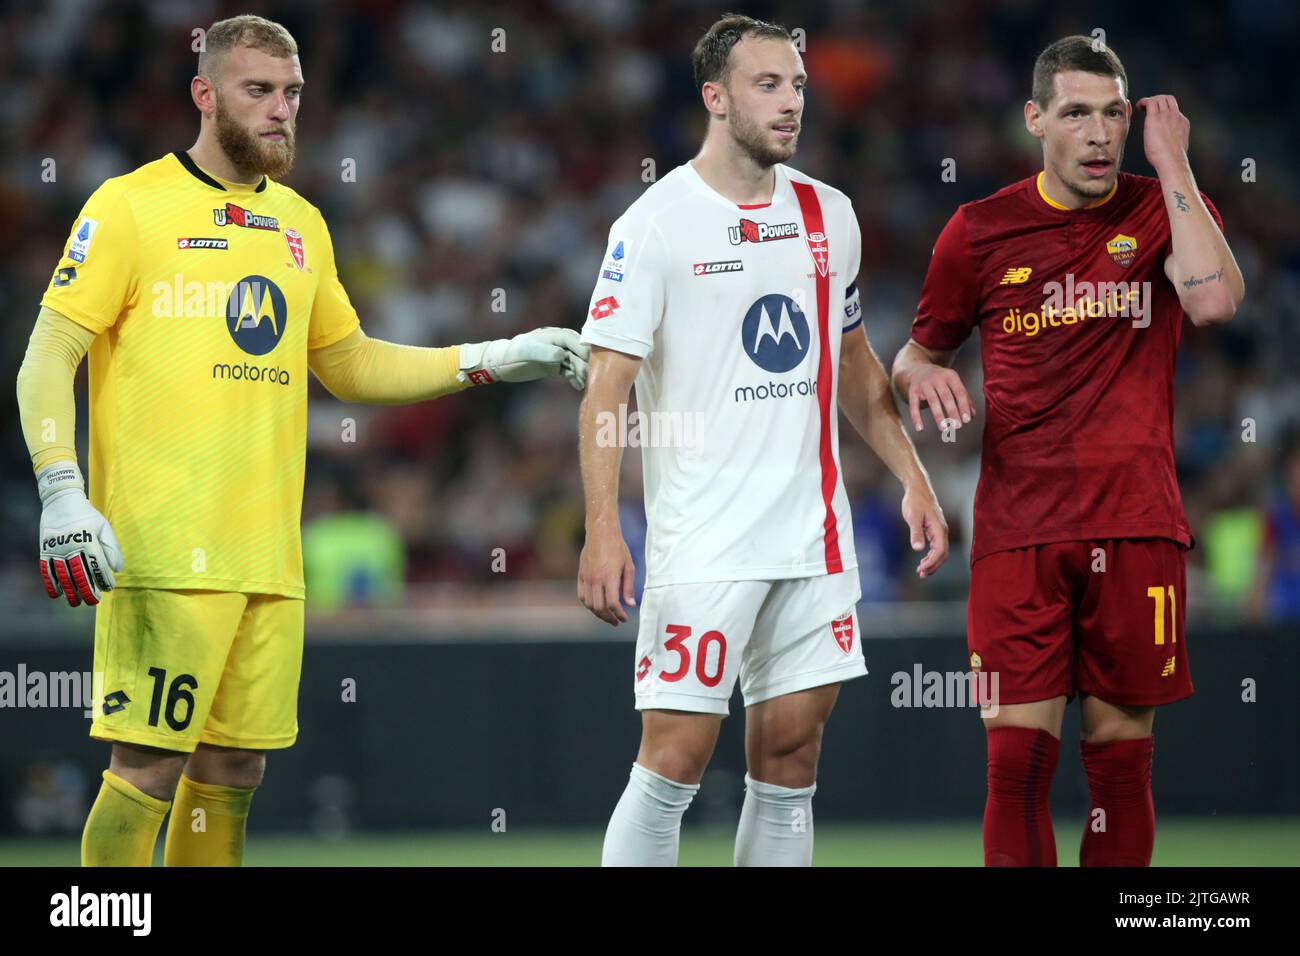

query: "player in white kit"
xmin=578 ymin=15 xmax=949 ymax=866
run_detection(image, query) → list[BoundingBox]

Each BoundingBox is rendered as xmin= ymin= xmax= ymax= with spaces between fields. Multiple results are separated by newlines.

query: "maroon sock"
xmin=983 ymin=726 xmax=1060 ymax=866
xmin=1079 ymin=736 xmax=1155 ymax=867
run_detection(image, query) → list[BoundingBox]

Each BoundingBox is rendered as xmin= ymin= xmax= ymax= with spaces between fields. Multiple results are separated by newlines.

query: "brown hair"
xmin=691 ymin=13 xmax=792 ymax=91
xmin=197 ymin=14 xmax=298 ymax=80
xmin=1031 ymin=35 xmax=1128 ymax=108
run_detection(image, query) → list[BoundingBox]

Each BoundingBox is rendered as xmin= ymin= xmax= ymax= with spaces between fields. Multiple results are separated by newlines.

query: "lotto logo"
xmin=693 ymin=260 xmax=743 ymax=276
xmin=636 ymin=655 xmax=653 ymax=681
xmin=831 ymin=613 xmax=854 ymax=654
xmin=590 ymin=296 xmax=620 ymax=320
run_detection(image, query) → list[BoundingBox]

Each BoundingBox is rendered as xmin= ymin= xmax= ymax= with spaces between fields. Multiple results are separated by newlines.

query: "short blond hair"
xmin=197 ymin=14 xmax=298 ymax=80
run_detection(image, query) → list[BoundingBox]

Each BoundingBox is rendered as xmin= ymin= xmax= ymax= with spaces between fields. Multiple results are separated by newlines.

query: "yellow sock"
xmin=163 ymin=774 xmax=256 ymax=867
xmin=81 ymin=769 xmax=171 ymax=867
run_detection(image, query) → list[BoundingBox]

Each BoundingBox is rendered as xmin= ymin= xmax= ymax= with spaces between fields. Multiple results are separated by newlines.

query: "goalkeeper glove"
xmin=37 ymin=460 xmax=123 ymax=606
xmin=458 ymin=327 xmax=589 ymax=390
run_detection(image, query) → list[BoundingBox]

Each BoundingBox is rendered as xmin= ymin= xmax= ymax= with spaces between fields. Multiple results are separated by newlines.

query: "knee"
xmin=188 ymin=746 xmax=267 ymax=790
xmin=637 ymin=740 xmax=712 ymax=785
xmin=753 ymin=730 xmax=824 ymax=789
xmin=1080 ymin=710 xmax=1154 ymax=745
xmin=109 ymin=744 xmax=187 ymax=801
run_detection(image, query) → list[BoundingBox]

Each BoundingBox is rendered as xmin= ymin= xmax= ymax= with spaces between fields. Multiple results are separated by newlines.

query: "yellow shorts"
xmin=91 ymin=588 xmax=304 ymax=753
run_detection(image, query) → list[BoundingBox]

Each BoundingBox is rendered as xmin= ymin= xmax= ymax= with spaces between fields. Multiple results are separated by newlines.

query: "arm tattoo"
xmin=1172 ymin=190 xmax=1190 ymax=212
xmin=1182 ymin=267 xmax=1225 ymax=289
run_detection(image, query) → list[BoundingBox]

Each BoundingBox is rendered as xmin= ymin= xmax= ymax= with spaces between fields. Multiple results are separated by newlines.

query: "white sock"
xmin=601 ymin=762 xmax=700 ymax=867
xmin=734 ymin=773 xmax=817 ymax=867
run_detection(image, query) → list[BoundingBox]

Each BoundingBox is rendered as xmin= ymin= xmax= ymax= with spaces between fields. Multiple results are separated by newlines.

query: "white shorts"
xmin=632 ymin=571 xmax=866 ymax=716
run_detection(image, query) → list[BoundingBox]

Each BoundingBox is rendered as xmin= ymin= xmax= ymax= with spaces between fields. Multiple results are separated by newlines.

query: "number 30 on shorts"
xmin=660 ymin=624 xmax=727 ymax=687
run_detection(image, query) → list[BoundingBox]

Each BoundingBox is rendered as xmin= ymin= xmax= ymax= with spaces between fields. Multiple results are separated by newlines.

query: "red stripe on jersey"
xmin=790 ymin=180 xmax=842 ymax=574
xmin=737 ymin=201 xmax=771 ymax=209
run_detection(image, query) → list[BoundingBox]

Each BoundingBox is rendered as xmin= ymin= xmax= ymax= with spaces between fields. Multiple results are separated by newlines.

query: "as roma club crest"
xmin=284 ymin=228 xmax=306 ymax=271
xmin=1105 ymin=233 xmax=1137 ymax=268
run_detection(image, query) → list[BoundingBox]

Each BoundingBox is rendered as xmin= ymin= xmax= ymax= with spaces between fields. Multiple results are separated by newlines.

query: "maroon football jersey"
xmin=911 ymin=172 xmax=1224 ymax=561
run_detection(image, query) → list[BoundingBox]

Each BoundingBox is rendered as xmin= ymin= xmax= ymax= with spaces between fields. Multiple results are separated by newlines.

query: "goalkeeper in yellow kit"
xmin=14 ymin=15 xmax=588 ymax=866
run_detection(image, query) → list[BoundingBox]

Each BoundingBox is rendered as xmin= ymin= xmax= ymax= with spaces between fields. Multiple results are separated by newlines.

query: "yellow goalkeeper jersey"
xmin=40 ymin=151 xmax=360 ymax=598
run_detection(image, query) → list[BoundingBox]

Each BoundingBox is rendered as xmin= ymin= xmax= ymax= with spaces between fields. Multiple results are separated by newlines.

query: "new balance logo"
xmin=1000 ymin=267 xmax=1033 ymax=285
xmin=1161 ymin=656 xmax=1176 ymax=677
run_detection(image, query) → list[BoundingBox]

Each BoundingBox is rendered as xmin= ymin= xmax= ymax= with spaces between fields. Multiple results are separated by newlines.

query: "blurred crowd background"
xmin=3 ymin=0 xmax=1298 ymax=623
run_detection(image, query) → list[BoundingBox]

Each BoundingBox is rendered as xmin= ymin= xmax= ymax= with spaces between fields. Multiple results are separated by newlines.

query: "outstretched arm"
xmin=308 ymin=326 xmax=589 ymax=404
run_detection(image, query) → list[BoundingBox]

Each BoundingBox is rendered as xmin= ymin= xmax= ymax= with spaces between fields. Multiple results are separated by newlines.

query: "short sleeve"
xmin=308 ymin=211 xmax=362 ymax=351
xmin=910 ymin=207 xmax=979 ymax=352
xmin=842 ymin=207 xmax=863 ymax=333
xmin=40 ymin=181 xmax=139 ymax=335
xmin=580 ymin=215 xmax=668 ymax=359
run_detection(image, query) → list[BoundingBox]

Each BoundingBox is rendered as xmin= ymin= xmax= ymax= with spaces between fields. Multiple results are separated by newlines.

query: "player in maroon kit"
xmin=891 ymin=35 xmax=1244 ymax=866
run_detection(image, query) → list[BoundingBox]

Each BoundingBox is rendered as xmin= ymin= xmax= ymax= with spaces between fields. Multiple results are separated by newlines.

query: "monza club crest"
xmin=831 ymin=612 xmax=854 ymax=654
xmin=805 ymin=229 xmax=830 ymax=277
xmin=284 ymin=228 xmax=305 ymax=271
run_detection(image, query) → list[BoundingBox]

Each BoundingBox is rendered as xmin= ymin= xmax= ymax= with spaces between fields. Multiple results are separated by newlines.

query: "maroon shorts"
xmin=967 ymin=538 xmax=1192 ymax=707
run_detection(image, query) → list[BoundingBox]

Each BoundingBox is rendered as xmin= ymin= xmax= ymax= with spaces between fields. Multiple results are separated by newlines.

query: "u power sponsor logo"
xmin=214 ymin=202 xmax=279 ymax=231
xmin=728 ymin=218 xmax=799 ymax=245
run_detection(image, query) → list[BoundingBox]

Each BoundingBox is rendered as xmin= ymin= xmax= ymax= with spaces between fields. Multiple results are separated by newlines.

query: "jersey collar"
xmin=172 ymin=150 xmax=268 ymax=193
xmin=1035 ymin=170 xmax=1116 ymax=211
xmin=684 ymin=159 xmax=788 ymax=211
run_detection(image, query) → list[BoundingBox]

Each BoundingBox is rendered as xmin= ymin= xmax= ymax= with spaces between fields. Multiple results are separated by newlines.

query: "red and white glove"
xmin=457 ymin=327 xmax=589 ymax=390
xmin=37 ymin=460 xmax=123 ymax=606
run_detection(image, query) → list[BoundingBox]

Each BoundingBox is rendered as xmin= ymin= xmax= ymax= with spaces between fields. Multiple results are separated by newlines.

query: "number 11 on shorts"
xmin=1147 ymin=585 xmax=1177 ymax=645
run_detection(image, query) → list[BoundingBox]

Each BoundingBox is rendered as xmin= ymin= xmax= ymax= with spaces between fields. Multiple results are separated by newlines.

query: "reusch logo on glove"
xmin=466 ymin=370 xmax=494 ymax=385
xmin=43 ymin=530 xmax=93 ymax=549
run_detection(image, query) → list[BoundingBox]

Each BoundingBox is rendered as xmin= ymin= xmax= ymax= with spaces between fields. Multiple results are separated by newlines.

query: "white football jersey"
xmin=582 ymin=161 xmax=864 ymax=588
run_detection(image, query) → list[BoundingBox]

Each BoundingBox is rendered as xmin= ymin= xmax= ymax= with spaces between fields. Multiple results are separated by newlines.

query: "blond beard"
xmin=728 ymin=105 xmax=797 ymax=168
xmin=214 ymin=90 xmax=296 ymax=179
